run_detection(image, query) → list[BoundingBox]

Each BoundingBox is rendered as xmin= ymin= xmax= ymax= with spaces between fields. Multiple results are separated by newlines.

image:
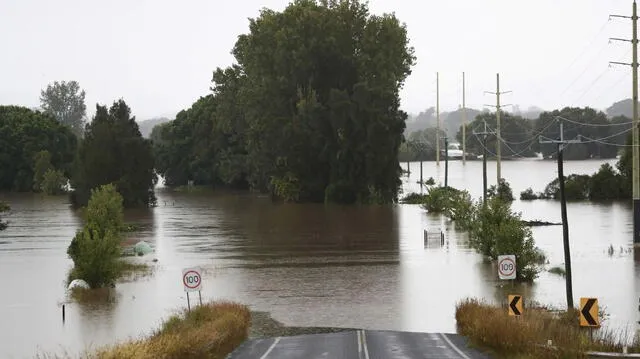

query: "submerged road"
xmin=227 ymin=330 xmax=490 ymax=359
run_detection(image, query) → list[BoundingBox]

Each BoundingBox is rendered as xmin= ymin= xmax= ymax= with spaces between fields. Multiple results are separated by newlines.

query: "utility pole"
xmin=444 ymin=136 xmax=449 ymax=188
xmin=539 ymin=119 xmax=582 ymax=309
xmin=474 ymin=122 xmax=491 ymax=202
xmin=436 ymin=72 xmax=441 ymax=166
xmin=611 ymin=2 xmax=640 ymax=244
xmin=484 ymin=73 xmax=511 ymax=184
xmin=462 ymin=72 xmax=467 ymax=164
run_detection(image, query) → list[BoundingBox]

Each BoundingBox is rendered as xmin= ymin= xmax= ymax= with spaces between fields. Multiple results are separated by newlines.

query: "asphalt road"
xmin=227 ymin=330 xmax=491 ymax=359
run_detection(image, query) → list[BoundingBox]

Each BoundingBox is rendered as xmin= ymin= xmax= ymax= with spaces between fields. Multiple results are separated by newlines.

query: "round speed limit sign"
xmin=182 ymin=267 xmax=202 ymax=292
xmin=498 ymin=255 xmax=516 ymax=280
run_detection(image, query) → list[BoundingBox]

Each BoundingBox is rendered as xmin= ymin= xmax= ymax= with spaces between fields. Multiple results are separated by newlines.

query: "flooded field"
xmin=1 ymin=158 xmax=638 ymax=358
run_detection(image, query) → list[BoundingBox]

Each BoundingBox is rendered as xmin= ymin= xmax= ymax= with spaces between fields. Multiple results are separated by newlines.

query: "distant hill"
xmin=606 ymin=99 xmax=632 ymax=118
xmin=137 ymin=117 xmax=172 ymax=138
xmin=512 ymin=105 xmax=544 ymax=120
xmin=405 ymin=107 xmax=483 ymax=136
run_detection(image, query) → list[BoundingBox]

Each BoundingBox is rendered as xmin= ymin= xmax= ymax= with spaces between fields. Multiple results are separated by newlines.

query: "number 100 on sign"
xmin=498 ymin=255 xmax=516 ymax=280
xmin=182 ymin=267 xmax=202 ymax=292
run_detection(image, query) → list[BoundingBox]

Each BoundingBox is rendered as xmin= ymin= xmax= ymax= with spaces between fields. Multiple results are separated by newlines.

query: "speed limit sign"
xmin=498 ymin=255 xmax=516 ymax=280
xmin=182 ymin=267 xmax=202 ymax=292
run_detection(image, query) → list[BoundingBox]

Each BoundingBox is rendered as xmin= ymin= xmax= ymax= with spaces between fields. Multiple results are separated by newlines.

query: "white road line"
xmin=259 ymin=337 xmax=281 ymax=359
xmin=440 ymin=333 xmax=472 ymax=359
xmin=357 ymin=330 xmax=363 ymax=354
xmin=361 ymin=330 xmax=371 ymax=359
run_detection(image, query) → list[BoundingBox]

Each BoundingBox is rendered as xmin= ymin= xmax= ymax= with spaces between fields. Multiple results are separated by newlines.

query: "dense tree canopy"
xmin=154 ymin=0 xmax=415 ymax=204
xmin=533 ymin=107 xmax=625 ymax=160
xmin=72 ymin=100 xmax=156 ymax=208
xmin=0 ymin=106 xmax=77 ymax=191
xmin=40 ymin=80 xmax=87 ymax=137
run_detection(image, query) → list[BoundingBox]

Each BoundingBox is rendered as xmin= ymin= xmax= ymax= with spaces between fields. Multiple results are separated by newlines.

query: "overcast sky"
xmin=0 ymin=0 xmax=636 ymax=119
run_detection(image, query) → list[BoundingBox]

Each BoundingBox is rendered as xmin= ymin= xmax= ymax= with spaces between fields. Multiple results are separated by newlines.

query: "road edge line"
xmin=361 ymin=330 xmax=370 ymax=359
xmin=357 ymin=330 xmax=363 ymax=354
xmin=440 ymin=333 xmax=472 ymax=359
xmin=259 ymin=337 xmax=281 ymax=359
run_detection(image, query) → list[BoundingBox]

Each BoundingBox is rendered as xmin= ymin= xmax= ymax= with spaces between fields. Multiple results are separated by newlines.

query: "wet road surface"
xmin=227 ymin=330 xmax=490 ymax=359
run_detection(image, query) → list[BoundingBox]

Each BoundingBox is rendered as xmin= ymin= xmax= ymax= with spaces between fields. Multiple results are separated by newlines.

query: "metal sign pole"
xmin=187 ymin=292 xmax=191 ymax=312
xmin=199 ymin=290 xmax=202 ymax=306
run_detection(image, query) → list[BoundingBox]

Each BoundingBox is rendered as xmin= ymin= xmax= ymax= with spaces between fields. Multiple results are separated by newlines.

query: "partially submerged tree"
xmin=67 ymin=184 xmax=123 ymax=288
xmin=40 ymin=81 xmax=87 ymax=137
xmin=154 ymin=0 xmax=416 ymax=204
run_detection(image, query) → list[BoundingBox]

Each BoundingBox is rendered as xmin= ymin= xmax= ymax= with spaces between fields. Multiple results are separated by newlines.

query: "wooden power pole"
xmin=474 ymin=122 xmax=491 ymax=203
xmin=462 ymin=72 xmax=467 ymax=164
xmin=436 ymin=72 xmax=440 ymax=166
xmin=484 ymin=74 xmax=511 ymax=184
xmin=539 ymin=119 xmax=581 ymax=309
xmin=611 ymin=1 xmax=640 ymax=244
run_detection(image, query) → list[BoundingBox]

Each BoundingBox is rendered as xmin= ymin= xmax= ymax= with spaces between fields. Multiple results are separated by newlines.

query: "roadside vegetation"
xmin=456 ymin=298 xmax=639 ymax=358
xmin=38 ymin=302 xmax=250 ymax=359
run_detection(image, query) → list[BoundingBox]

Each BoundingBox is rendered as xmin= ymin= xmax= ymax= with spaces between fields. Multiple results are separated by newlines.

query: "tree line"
xmin=0 ymin=90 xmax=156 ymax=208
xmin=1 ymin=0 xmax=415 ymax=221
xmin=399 ymin=106 xmax=630 ymax=162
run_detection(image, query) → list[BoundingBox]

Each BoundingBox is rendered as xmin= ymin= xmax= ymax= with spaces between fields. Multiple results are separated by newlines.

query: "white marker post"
xmin=182 ymin=267 xmax=203 ymax=311
xmin=498 ymin=255 xmax=516 ymax=280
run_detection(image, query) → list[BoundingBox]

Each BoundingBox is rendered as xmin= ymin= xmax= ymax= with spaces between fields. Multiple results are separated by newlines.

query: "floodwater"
xmin=1 ymin=158 xmax=639 ymax=358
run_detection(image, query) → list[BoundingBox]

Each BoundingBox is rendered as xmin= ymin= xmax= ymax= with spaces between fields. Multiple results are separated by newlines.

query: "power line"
xmin=556 ymin=115 xmax=634 ymax=127
xmin=578 ymin=126 xmax=633 ymax=143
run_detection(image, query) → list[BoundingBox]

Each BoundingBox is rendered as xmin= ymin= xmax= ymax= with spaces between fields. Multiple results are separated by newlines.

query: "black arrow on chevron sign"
xmin=581 ymin=299 xmax=597 ymax=326
xmin=509 ymin=296 xmax=521 ymax=316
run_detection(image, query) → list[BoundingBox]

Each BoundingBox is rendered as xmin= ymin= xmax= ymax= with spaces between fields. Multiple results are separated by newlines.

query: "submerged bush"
xmin=519 ymin=187 xmax=540 ymax=200
xmin=420 ymin=186 xmax=461 ymax=213
xmin=400 ymin=192 xmax=429 ymax=204
xmin=487 ymin=178 xmax=514 ymax=202
xmin=468 ymin=198 xmax=544 ymax=281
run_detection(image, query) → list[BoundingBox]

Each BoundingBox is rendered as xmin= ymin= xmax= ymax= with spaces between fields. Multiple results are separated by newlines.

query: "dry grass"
xmin=455 ymin=298 xmax=640 ymax=359
xmin=88 ymin=301 xmax=250 ymax=359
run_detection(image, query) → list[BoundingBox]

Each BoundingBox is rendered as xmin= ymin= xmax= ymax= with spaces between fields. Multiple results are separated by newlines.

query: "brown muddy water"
xmin=1 ymin=158 xmax=639 ymax=358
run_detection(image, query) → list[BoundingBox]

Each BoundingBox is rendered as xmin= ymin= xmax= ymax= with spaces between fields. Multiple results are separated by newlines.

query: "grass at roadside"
xmin=456 ymin=298 xmax=639 ymax=358
xmin=91 ymin=301 xmax=250 ymax=359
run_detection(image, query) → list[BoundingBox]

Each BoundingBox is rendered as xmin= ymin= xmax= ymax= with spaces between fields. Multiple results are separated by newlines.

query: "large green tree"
xmin=71 ymin=100 xmax=156 ymax=208
xmin=40 ymin=80 xmax=87 ymax=137
xmin=0 ymin=106 xmax=77 ymax=191
xmin=235 ymin=0 xmax=415 ymax=203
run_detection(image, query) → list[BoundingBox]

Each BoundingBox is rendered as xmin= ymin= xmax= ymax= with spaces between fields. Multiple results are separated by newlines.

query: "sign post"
xmin=498 ymin=255 xmax=517 ymax=280
xmin=182 ymin=267 xmax=203 ymax=311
